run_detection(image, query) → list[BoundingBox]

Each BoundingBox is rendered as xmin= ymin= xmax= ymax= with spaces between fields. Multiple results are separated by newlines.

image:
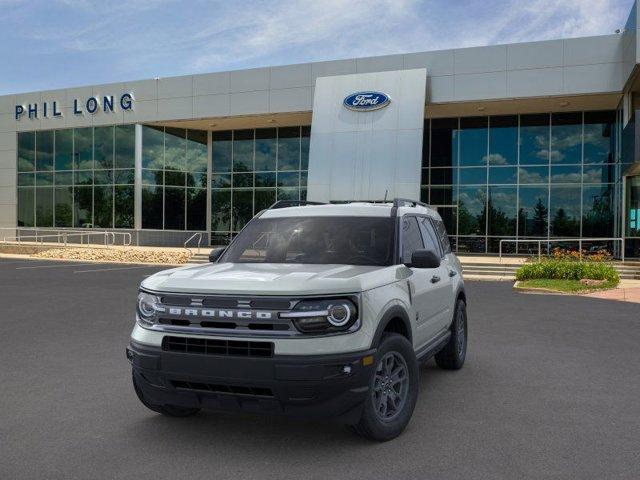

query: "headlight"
xmin=281 ymin=298 xmax=359 ymax=334
xmin=137 ymin=291 xmax=162 ymax=326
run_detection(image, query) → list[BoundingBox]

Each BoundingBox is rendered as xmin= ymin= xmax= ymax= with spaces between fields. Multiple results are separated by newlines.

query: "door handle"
xmin=430 ymin=275 xmax=441 ymax=283
xmin=448 ymin=269 xmax=457 ymax=277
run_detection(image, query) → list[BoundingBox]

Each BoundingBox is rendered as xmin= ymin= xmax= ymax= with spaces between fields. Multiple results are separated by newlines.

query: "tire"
xmin=132 ymin=372 xmax=200 ymax=417
xmin=351 ymin=333 xmax=419 ymax=442
xmin=434 ymin=299 xmax=467 ymax=370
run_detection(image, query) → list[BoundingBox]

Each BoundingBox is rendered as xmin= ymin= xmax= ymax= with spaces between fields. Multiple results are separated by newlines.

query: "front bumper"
xmin=127 ymin=341 xmax=376 ymax=423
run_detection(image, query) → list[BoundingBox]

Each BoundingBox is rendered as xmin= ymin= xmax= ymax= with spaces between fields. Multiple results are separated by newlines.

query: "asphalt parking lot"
xmin=1 ymin=258 xmax=639 ymax=480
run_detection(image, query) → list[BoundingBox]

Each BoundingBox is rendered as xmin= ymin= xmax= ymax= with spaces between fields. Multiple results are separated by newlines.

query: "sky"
xmin=0 ymin=0 xmax=636 ymax=95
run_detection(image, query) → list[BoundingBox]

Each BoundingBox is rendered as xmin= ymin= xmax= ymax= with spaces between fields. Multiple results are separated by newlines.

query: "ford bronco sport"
xmin=127 ymin=198 xmax=467 ymax=441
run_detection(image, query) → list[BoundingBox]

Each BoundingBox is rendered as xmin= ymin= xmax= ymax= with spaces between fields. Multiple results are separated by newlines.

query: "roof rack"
xmin=268 ymin=200 xmax=327 ymax=210
xmin=390 ymin=198 xmax=431 ymax=217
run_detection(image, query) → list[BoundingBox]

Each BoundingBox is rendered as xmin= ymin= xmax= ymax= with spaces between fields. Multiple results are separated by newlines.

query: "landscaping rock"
xmin=31 ymin=247 xmax=191 ymax=264
xmin=579 ymin=278 xmax=607 ymax=287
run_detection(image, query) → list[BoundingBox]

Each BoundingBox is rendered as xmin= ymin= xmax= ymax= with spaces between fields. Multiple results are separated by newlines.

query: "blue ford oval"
xmin=343 ymin=91 xmax=391 ymax=111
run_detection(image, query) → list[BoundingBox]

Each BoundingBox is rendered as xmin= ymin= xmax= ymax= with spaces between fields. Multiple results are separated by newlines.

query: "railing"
xmin=183 ymin=232 xmax=203 ymax=254
xmin=1 ymin=229 xmax=132 ymax=248
xmin=498 ymin=238 xmax=625 ymax=262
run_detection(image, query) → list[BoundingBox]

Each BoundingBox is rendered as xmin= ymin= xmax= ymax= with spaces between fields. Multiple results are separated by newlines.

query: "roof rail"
xmin=268 ymin=200 xmax=327 ymax=210
xmin=390 ymin=198 xmax=431 ymax=217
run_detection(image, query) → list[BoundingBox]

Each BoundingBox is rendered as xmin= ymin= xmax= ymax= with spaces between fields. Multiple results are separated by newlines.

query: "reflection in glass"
xmin=519 ymin=166 xmax=548 ymax=184
xmin=232 ymin=190 xmax=253 ymax=231
xmin=17 ymin=188 xmax=35 ymax=227
xmin=94 ymin=186 xmax=113 ymax=228
xmin=186 ymin=130 xmax=207 ymax=173
xmin=430 ymin=118 xmax=457 ymax=168
xmin=583 ymin=164 xmax=615 ymax=184
xmin=550 ymin=186 xmax=580 ymax=237
xmin=74 ymin=186 xmax=92 ymax=227
xmin=115 ymin=124 xmax=135 ymax=169
xmin=142 ymin=126 xmax=164 ymax=169
xmin=18 ymin=132 xmax=35 ymax=172
xmin=278 ymin=127 xmax=300 ymax=171
xmin=114 ymin=185 xmax=134 ymax=228
xmin=94 ymin=126 xmax=114 ymax=169
xmin=211 ymin=190 xmax=231 ymax=231
xmin=488 ymin=167 xmax=517 ymax=184
xmin=35 ymin=186 xmax=54 ymax=227
xmin=551 ymin=113 xmax=582 ymax=164
xmin=488 ymin=116 xmax=517 ymax=166
xmin=74 ymin=128 xmax=93 ymax=170
xmin=583 ymin=184 xmax=614 ymax=237
xmin=550 ymin=165 xmax=581 ymax=183
xmin=255 ymin=128 xmax=277 ymax=171
xmin=165 ymin=128 xmax=186 ymax=171
xmin=141 ymin=186 xmax=163 ymax=229
xmin=584 ymin=111 xmax=615 ymax=164
xmin=55 ymin=129 xmax=73 ymax=170
xmin=36 ymin=130 xmax=54 ymax=171
xmin=488 ymin=186 xmax=517 ymax=236
xmin=164 ymin=187 xmax=185 ymax=230
xmin=233 ymin=130 xmax=253 ymax=172
xmin=212 ymin=131 xmax=232 ymax=172
xmin=457 ymin=186 xmax=486 ymax=235
xmin=518 ymin=186 xmax=548 ymax=236
xmin=255 ymin=189 xmax=277 ymax=213
xmin=459 ymin=167 xmax=486 ymax=185
xmin=187 ymin=188 xmax=206 ymax=231
xmin=54 ymin=187 xmax=73 ymax=227
xmin=520 ymin=114 xmax=549 ymax=165
xmin=458 ymin=117 xmax=487 ymax=166
xmin=301 ymin=126 xmax=310 ymax=170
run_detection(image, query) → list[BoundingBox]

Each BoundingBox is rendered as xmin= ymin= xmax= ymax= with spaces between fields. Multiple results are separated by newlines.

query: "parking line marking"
xmin=16 ymin=262 xmax=96 ymax=270
xmin=73 ymin=265 xmax=160 ymax=273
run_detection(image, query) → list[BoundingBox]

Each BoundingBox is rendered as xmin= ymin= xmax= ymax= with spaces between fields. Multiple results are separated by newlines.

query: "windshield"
xmin=220 ymin=216 xmax=395 ymax=266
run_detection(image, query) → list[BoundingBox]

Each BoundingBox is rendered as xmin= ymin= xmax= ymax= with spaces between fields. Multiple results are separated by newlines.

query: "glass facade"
xmin=210 ymin=126 xmax=310 ymax=243
xmin=17 ymin=125 xmax=135 ymax=228
xmin=422 ymin=112 xmax=620 ymax=253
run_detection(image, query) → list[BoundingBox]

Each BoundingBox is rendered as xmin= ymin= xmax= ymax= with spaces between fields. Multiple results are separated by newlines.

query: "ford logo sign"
xmin=343 ymin=91 xmax=390 ymax=111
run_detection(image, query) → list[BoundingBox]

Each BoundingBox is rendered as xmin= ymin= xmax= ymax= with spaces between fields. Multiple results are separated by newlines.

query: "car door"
xmin=418 ymin=216 xmax=454 ymax=333
xmin=400 ymin=216 xmax=445 ymax=347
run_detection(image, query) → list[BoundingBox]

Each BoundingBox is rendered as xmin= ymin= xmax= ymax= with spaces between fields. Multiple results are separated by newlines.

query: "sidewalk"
xmin=582 ymin=279 xmax=640 ymax=304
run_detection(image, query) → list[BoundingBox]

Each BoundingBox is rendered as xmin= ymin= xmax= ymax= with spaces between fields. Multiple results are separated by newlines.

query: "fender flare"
xmin=371 ymin=305 xmax=413 ymax=348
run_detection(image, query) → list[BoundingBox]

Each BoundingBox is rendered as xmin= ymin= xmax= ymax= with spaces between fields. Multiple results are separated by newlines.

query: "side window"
xmin=433 ymin=218 xmax=452 ymax=254
xmin=401 ymin=216 xmax=424 ymax=264
xmin=418 ymin=217 xmax=442 ymax=257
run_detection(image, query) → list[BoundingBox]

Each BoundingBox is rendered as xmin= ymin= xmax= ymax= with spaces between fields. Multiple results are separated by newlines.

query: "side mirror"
xmin=208 ymin=247 xmax=226 ymax=263
xmin=407 ymin=249 xmax=440 ymax=269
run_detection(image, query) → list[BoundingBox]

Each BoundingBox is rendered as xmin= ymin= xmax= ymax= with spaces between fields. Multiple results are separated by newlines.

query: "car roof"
xmin=260 ymin=202 xmax=443 ymax=221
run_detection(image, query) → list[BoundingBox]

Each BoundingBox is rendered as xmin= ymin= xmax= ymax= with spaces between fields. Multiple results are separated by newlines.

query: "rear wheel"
xmin=132 ymin=372 xmax=200 ymax=417
xmin=434 ymin=299 xmax=467 ymax=370
xmin=350 ymin=333 xmax=419 ymax=441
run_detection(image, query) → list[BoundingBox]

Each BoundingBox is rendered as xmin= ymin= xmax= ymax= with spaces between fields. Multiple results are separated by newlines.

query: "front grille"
xmin=162 ymin=336 xmax=274 ymax=357
xmin=171 ymin=380 xmax=274 ymax=397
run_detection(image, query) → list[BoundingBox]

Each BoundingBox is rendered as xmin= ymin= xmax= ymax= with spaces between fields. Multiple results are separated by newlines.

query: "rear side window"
xmin=433 ymin=218 xmax=452 ymax=254
xmin=418 ymin=217 xmax=442 ymax=257
xmin=401 ymin=216 xmax=424 ymax=264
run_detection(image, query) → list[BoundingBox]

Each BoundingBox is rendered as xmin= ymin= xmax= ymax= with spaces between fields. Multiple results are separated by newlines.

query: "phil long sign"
xmin=15 ymin=93 xmax=134 ymax=120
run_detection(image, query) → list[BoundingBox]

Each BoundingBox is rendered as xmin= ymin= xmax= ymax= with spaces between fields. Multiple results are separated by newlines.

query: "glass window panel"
xmin=550 ymin=185 xmax=581 ymax=237
xmin=141 ymin=186 xmax=163 ymax=229
xmin=186 ymin=188 xmax=207 ymax=231
xmin=142 ymin=169 xmax=163 ymax=186
xmin=459 ymin=167 xmax=486 ymax=185
xmin=255 ymin=128 xmax=277 ymax=171
xmin=114 ymin=169 xmax=134 ymax=185
xmin=430 ymin=186 xmax=454 ymax=205
xmin=430 ymin=118 xmax=457 ymax=167
xmin=551 ymin=112 xmax=582 ymax=164
xmin=550 ymin=165 xmax=581 ymax=183
xmin=233 ymin=172 xmax=253 ymax=188
xmin=211 ymin=190 xmax=231 ymax=231
xmin=277 ymin=171 xmax=300 ymax=187
xmin=165 ymin=127 xmax=186 ymax=171
xmin=54 ymin=171 xmax=73 ymax=186
xmin=457 ymin=236 xmax=486 ymax=254
xmin=186 ymin=130 xmax=207 ymax=173
xmin=488 ymin=115 xmax=517 ymax=166
xmin=55 ymin=129 xmax=73 ymax=170
xmin=212 ymin=131 xmax=232 ymax=172
xmin=35 ymin=186 xmax=54 ymax=227
xmin=211 ymin=174 xmax=231 ymax=188
xmin=255 ymin=172 xmax=276 ymax=188
xmin=35 ymin=130 xmax=54 ymax=171
xmin=232 ymin=190 xmax=253 ymax=231
xmin=18 ymin=132 xmax=35 ymax=172
xmin=430 ymin=168 xmax=454 ymax=185
xmin=142 ymin=126 xmax=164 ymax=169
xmin=75 ymin=170 xmax=93 ymax=185
xmin=18 ymin=172 xmax=34 ymax=187
xmin=584 ymin=111 xmax=615 ymax=164
xmin=233 ymin=129 xmax=254 ymax=172
xmin=421 ymin=168 xmax=429 ymax=185
xmin=114 ymin=185 xmax=134 ymax=228
xmin=458 ymin=117 xmax=487 ymax=166
xmin=164 ymin=170 xmax=185 ymax=187
xmin=186 ymin=171 xmax=207 ymax=188
xmin=255 ymin=189 xmax=277 ymax=213
xmin=519 ymin=114 xmax=549 ymax=165
xmin=300 ymin=188 xmax=307 ymax=201
xmin=115 ymin=124 xmax=135 ymax=169
xmin=94 ymin=169 xmax=113 ymax=185
xmin=35 ymin=172 xmax=53 ymax=186
xmin=582 ymin=184 xmax=614 ymax=237
xmin=93 ymin=186 xmax=113 ymax=228
xmin=583 ymin=164 xmax=615 ymax=184
xmin=488 ymin=186 xmax=517 ymax=236
xmin=457 ymin=186 xmax=486 ymax=235
xmin=73 ymin=128 xmax=93 ymax=170
xmin=488 ymin=166 xmax=517 ymax=184
xmin=519 ymin=166 xmax=548 ymax=184
xmin=17 ymin=188 xmax=35 ymax=227
xmin=422 ymin=120 xmax=430 ymax=168
xmin=301 ymin=126 xmax=310 ymax=170
xmin=277 ymin=127 xmax=300 ymax=171
xmin=300 ymin=171 xmax=308 ymax=187
xmin=518 ymin=186 xmax=548 ymax=236
xmin=277 ymin=187 xmax=300 ymax=201
xmin=94 ymin=126 xmax=114 ymax=169
xmin=164 ymin=187 xmax=185 ymax=230
xmin=74 ymin=185 xmax=93 ymax=227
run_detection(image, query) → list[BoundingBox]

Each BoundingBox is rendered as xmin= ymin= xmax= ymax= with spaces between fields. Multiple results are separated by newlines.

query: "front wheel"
xmin=434 ymin=299 xmax=467 ymax=370
xmin=350 ymin=333 xmax=419 ymax=441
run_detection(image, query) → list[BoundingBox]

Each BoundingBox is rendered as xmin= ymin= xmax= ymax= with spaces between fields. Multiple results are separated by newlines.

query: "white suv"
xmin=127 ymin=198 xmax=467 ymax=441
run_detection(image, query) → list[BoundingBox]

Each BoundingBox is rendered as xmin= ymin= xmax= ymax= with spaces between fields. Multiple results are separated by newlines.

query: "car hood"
xmin=141 ymin=262 xmax=407 ymax=295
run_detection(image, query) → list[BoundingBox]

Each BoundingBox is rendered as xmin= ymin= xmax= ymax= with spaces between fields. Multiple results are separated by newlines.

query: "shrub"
xmin=516 ymin=259 xmax=619 ymax=283
xmin=549 ymin=247 xmax=612 ymax=263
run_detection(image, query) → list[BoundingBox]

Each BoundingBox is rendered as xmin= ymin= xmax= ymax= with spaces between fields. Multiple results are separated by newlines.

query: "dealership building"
xmin=3 ymin=4 xmax=640 ymax=256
